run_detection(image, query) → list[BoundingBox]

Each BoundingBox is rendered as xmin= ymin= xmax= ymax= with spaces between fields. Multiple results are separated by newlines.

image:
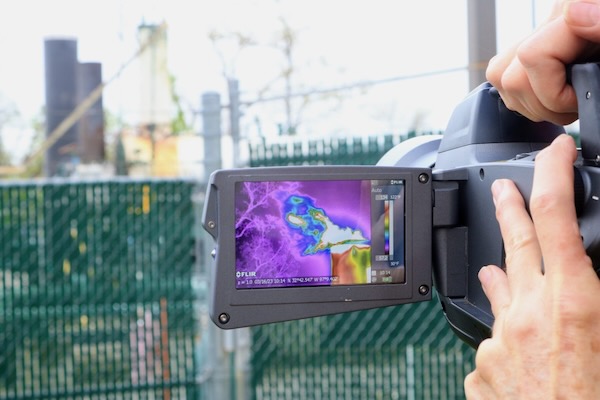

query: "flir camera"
xmin=203 ymin=63 xmax=600 ymax=348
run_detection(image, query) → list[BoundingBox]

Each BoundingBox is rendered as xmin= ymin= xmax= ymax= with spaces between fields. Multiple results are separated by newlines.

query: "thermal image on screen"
xmin=234 ymin=179 xmax=405 ymax=289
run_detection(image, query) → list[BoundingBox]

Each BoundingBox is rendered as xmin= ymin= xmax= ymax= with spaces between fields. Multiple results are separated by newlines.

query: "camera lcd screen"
xmin=234 ymin=179 xmax=405 ymax=289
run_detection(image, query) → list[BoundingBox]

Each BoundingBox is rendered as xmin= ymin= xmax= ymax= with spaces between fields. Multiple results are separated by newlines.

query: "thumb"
xmin=564 ymin=0 xmax=600 ymax=42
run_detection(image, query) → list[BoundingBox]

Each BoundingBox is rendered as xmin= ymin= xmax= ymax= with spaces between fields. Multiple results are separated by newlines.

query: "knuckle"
xmin=500 ymin=219 xmax=537 ymax=256
xmin=529 ymin=190 xmax=559 ymax=218
xmin=503 ymin=313 xmax=538 ymax=340
xmin=503 ymin=232 xmax=537 ymax=265
xmin=555 ymin=291 xmax=596 ymax=326
xmin=515 ymin=40 xmax=537 ymax=68
xmin=494 ymin=193 xmax=524 ymax=225
xmin=499 ymin=68 xmax=523 ymax=95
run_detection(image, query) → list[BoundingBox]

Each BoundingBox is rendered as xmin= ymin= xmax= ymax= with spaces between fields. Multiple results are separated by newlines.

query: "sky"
xmin=0 ymin=0 xmax=555 ymax=162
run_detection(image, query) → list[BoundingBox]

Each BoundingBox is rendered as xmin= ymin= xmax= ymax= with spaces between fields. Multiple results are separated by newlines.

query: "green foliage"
xmin=169 ymin=74 xmax=191 ymax=135
xmin=0 ymin=93 xmax=19 ymax=167
xmin=114 ymin=133 xmax=128 ymax=176
xmin=20 ymin=109 xmax=46 ymax=178
xmin=0 ymin=138 xmax=11 ymax=166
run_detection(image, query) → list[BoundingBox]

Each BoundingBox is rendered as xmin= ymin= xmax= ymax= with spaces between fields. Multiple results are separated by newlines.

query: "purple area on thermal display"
xmin=235 ymin=180 xmax=371 ymax=288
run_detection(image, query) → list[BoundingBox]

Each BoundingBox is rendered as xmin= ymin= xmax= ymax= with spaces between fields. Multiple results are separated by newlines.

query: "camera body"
xmin=203 ymin=63 xmax=600 ymax=348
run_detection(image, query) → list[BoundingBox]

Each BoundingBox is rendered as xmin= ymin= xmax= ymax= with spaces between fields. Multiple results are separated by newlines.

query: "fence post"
xmin=467 ymin=0 xmax=497 ymax=90
xmin=199 ymin=91 xmax=229 ymax=399
xmin=199 ymin=91 xmax=251 ymax=400
xmin=228 ymin=79 xmax=242 ymax=168
xmin=201 ymin=92 xmax=222 ymax=179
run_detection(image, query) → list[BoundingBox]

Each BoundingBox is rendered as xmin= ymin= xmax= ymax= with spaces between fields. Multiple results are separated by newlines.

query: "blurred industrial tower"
xmin=43 ymin=23 xmax=177 ymax=178
xmin=44 ymin=38 xmax=105 ymax=177
xmin=138 ymin=23 xmax=173 ymax=130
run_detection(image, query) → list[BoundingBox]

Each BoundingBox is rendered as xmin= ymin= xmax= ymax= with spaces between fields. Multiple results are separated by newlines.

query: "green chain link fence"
xmin=251 ymin=303 xmax=473 ymax=400
xmin=248 ymin=131 xmax=476 ymax=399
xmin=249 ymin=131 xmax=440 ymax=167
xmin=8 ymin=128 xmax=572 ymax=398
xmin=0 ymin=179 xmax=201 ymax=399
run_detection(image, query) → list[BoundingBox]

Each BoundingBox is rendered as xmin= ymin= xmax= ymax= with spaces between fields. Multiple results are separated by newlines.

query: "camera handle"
xmin=570 ymin=63 xmax=600 ymax=165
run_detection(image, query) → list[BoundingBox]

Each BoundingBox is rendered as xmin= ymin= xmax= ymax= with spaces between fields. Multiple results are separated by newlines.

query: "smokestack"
xmin=77 ymin=62 xmax=105 ymax=163
xmin=44 ymin=37 xmax=79 ymax=176
xmin=138 ymin=24 xmax=173 ymax=128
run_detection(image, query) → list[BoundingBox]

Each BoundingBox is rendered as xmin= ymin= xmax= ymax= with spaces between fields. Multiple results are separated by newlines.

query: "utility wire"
xmin=239 ymin=62 xmax=486 ymax=108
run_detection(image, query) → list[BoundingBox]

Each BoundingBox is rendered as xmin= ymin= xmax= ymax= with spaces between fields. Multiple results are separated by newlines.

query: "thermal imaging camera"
xmin=203 ymin=63 xmax=600 ymax=348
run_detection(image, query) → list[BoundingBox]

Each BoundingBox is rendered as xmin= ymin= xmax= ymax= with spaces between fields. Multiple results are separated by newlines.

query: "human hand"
xmin=464 ymin=134 xmax=600 ymax=399
xmin=486 ymin=0 xmax=600 ymax=125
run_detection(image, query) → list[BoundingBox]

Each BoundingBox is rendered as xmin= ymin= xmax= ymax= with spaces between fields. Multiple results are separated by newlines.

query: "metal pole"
xmin=467 ymin=0 xmax=497 ymax=91
xmin=227 ymin=80 xmax=252 ymax=398
xmin=228 ymin=79 xmax=241 ymax=168
xmin=201 ymin=92 xmax=223 ymax=180
xmin=199 ymin=91 xmax=230 ymax=399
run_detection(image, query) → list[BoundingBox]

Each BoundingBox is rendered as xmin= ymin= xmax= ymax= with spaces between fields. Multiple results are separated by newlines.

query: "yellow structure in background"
xmin=120 ymin=131 xmax=203 ymax=178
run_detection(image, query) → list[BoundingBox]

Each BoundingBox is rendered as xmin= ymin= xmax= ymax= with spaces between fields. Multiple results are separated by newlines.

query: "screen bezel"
xmin=203 ymin=166 xmax=433 ymax=328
